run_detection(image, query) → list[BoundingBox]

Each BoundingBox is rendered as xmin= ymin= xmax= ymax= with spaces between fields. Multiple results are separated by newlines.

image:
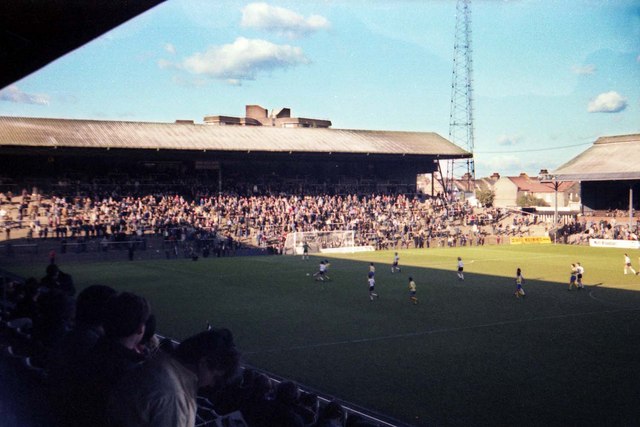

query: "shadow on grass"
xmin=2 ymin=248 xmax=640 ymax=427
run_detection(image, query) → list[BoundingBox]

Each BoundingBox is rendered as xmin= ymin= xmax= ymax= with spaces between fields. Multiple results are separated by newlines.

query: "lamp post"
xmin=539 ymin=170 xmax=560 ymax=243
xmin=552 ymin=175 xmax=558 ymax=227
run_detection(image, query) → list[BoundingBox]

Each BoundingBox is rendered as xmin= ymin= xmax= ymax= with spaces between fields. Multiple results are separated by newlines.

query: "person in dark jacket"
xmin=40 ymin=263 xmax=75 ymax=296
xmin=72 ymin=291 xmax=150 ymax=427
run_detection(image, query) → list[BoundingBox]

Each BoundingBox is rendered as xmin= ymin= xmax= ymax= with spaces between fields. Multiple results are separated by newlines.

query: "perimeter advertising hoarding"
xmin=589 ymin=239 xmax=640 ymax=249
xmin=510 ymin=236 xmax=552 ymax=245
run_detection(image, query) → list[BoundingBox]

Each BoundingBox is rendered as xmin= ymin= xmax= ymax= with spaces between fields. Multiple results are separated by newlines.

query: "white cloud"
xmin=572 ymin=64 xmax=596 ymax=75
xmin=165 ymin=43 xmax=176 ymax=55
xmin=180 ymin=37 xmax=309 ymax=81
xmin=497 ymin=134 xmax=522 ymax=146
xmin=587 ymin=91 xmax=627 ymax=113
xmin=241 ymin=2 xmax=330 ymax=38
xmin=0 ymin=85 xmax=49 ymax=105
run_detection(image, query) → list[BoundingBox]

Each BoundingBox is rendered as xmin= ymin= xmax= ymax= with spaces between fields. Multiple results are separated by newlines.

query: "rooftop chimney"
xmin=246 ymin=105 xmax=268 ymax=119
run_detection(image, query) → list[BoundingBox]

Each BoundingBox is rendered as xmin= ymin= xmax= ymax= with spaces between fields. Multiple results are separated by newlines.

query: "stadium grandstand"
xmin=0 ymin=106 xmax=469 ymax=197
xmin=551 ymin=133 xmax=640 ymax=211
xmin=541 ymin=133 xmax=640 ymax=245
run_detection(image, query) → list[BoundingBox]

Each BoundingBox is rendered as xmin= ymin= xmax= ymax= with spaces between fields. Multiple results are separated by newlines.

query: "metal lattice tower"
xmin=446 ymin=0 xmax=475 ymax=194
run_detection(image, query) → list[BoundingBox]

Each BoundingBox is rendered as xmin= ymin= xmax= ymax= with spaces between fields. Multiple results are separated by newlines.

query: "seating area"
xmin=0 ymin=268 xmax=392 ymax=427
xmin=559 ymin=217 xmax=640 ymax=245
xmin=0 ymin=179 xmax=529 ymax=255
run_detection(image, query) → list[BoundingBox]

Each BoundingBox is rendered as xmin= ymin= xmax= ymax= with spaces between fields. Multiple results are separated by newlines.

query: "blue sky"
xmin=1 ymin=0 xmax=638 ymax=178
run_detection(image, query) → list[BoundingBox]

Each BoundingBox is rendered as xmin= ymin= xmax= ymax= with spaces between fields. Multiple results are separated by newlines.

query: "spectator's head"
xmin=46 ymin=263 xmax=59 ymax=278
xmin=318 ymin=400 xmax=345 ymax=425
xmin=251 ymin=372 xmax=273 ymax=399
xmin=102 ymin=292 xmax=150 ymax=344
xmin=299 ymin=391 xmax=319 ymax=412
xmin=275 ymin=380 xmax=300 ymax=406
xmin=75 ymin=285 xmax=116 ymax=328
xmin=174 ymin=328 xmax=240 ymax=388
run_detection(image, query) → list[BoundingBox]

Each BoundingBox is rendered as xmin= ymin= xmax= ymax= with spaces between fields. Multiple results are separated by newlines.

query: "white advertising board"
xmin=589 ymin=239 xmax=640 ymax=249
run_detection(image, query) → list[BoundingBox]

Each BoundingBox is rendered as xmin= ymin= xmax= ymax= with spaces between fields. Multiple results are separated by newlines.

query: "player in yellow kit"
xmin=514 ymin=268 xmax=525 ymax=298
xmin=408 ymin=277 xmax=418 ymax=304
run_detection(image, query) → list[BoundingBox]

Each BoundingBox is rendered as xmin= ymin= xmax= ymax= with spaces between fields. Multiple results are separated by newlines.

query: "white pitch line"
xmin=420 ymin=253 xmax=561 ymax=269
xmin=244 ymin=306 xmax=640 ymax=356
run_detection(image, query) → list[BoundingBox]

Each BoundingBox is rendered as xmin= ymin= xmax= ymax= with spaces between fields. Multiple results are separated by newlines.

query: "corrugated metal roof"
xmin=0 ymin=116 xmax=470 ymax=157
xmin=552 ymin=134 xmax=640 ymax=181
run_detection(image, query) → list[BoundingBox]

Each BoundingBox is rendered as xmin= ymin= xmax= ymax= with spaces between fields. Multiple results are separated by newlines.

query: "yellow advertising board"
xmin=510 ymin=236 xmax=552 ymax=245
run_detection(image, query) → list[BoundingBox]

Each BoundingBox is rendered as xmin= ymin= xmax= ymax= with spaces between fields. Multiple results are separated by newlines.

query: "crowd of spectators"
xmin=559 ymin=217 xmax=640 ymax=245
xmin=1 ymin=187 xmax=520 ymax=255
xmin=2 ymin=265 xmax=375 ymax=426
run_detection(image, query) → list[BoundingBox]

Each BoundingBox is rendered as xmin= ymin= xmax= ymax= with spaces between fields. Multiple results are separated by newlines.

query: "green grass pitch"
xmin=6 ymin=244 xmax=640 ymax=426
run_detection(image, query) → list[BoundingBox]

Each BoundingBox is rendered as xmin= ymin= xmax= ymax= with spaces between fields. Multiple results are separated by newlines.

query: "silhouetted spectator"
xmin=107 ymin=328 xmax=241 ymax=427
xmin=48 ymin=284 xmax=117 ymax=426
xmin=270 ymin=380 xmax=304 ymax=426
xmin=73 ymin=291 xmax=150 ymax=427
xmin=315 ymin=400 xmax=346 ymax=427
xmin=10 ymin=277 xmax=40 ymax=320
xmin=297 ymin=391 xmax=319 ymax=426
xmin=40 ymin=263 xmax=75 ymax=296
xmin=135 ymin=313 xmax=159 ymax=357
xmin=240 ymin=372 xmax=274 ymax=427
xmin=30 ymin=289 xmax=74 ymax=365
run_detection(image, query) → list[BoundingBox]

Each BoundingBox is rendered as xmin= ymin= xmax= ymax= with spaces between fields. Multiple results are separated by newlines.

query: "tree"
xmin=476 ymin=188 xmax=495 ymax=207
xmin=517 ymin=193 xmax=548 ymax=207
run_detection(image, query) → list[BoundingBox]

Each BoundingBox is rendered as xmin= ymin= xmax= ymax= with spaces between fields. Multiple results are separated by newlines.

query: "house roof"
xmin=0 ymin=116 xmax=471 ymax=158
xmin=552 ymin=134 xmax=640 ymax=181
xmin=474 ymin=177 xmax=497 ymax=191
xmin=507 ymin=174 xmax=575 ymax=193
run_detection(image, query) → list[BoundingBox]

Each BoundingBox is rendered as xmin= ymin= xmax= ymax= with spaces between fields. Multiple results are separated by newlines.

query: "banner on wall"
xmin=589 ymin=239 xmax=640 ymax=249
xmin=510 ymin=236 xmax=552 ymax=245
